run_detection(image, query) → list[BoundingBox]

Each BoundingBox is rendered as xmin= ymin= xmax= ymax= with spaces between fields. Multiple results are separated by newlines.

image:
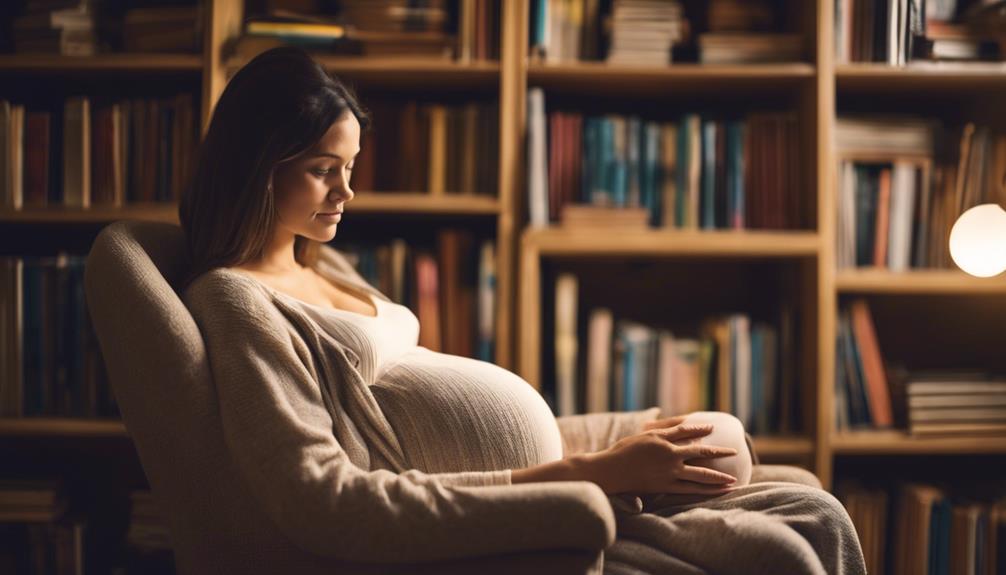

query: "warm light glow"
xmin=949 ymin=204 xmax=1006 ymax=278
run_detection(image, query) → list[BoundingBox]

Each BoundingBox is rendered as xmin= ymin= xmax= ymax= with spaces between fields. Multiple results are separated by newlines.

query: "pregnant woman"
xmin=180 ymin=47 xmax=865 ymax=574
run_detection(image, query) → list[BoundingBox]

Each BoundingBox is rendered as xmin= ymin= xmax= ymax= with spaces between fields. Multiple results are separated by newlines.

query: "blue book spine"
xmin=675 ymin=117 xmax=690 ymax=228
xmin=643 ymin=122 xmax=661 ymax=227
xmin=750 ymin=327 xmax=763 ymax=435
xmin=843 ymin=312 xmax=873 ymax=427
xmin=855 ymin=166 xmax=877 ymax=267
xmin=701 ymin=120 xmax=717 ymax=229
xmin=599 ymin=118 xmax=614 ymax=206
xmin=626 ymin=116 xmax=641 ymax=208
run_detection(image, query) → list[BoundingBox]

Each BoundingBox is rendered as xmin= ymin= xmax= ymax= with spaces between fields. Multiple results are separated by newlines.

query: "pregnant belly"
xmin=370 ymin=347 xmax=564 ymax=474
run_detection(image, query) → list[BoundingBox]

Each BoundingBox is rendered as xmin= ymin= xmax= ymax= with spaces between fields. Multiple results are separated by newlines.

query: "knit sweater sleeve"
xmin=555 ymin=408 xmax=663 ymax=457
xmin=184 ymin=273 xmax=615 ymax=564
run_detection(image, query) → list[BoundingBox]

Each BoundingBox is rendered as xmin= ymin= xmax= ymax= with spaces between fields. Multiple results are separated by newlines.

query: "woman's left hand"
xmin=641 ymin=414 xmax=690 ymax=433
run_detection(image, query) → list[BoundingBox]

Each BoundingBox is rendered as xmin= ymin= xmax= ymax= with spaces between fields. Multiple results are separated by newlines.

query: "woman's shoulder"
xmin=183 ymin=266 xmax=275 ymax=320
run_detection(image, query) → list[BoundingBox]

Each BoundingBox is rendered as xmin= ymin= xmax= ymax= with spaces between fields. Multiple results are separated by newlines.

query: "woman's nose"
xmin=328 ymin=185 xmax=353 ymax=202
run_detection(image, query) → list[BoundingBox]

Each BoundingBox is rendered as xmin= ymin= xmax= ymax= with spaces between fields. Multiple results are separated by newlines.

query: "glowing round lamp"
xmin=949 ymin=203 xmax=1006 ymax=278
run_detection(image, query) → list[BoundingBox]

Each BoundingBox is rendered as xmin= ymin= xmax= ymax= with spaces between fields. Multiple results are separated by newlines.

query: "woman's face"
xmin=272 ymin=111 xmax=361 ymax=243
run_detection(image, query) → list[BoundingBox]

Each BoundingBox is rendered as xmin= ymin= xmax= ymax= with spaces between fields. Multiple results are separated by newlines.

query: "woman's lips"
xmin=317 ymin=211 xmax=342 ymax=223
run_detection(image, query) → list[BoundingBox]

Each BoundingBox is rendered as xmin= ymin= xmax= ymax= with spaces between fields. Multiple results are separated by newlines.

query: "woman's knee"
xmin=674 ymin=411 xmax=753 ymax=486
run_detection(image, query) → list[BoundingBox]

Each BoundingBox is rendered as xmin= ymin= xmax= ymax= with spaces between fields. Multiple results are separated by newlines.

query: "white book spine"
xmin=555 ymin=273 xmax=578 ymax=416
xmin=528 ymin=88 xmax=549 ymax=228
xmin=586 ymin=308 xmax=612 ymax=413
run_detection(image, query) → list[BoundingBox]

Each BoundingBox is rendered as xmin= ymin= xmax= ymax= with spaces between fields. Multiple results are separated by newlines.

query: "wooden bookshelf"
xmin=836 ymin=269 xmax=1006 ymax=295
xmin=836 ymin=63 xmax=1006 ymax=93
xmin=0 ymin=53 xmax=204 ymax=72
xmin=0 ymin=204 xmax=179 ymax=224
xmin=515 ymin=0 xmax=1006 ymax=496
xmin=528 ymin=62 xmax=815 ymax=95
xmin=831 ymin=430 xmax=1006 ymax=455
xmin=0 ymin=418 xmax=127 ymax=438
xmin=752 ymin=436 xmax=816 ymax=459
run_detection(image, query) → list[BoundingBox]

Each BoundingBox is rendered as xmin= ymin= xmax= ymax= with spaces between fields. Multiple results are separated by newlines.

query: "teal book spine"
xmin=701 ymin=120 xmax=716 ymax=229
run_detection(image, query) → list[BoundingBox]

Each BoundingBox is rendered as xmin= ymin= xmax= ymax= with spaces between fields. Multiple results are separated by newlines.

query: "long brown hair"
xmin=179 ymin=47 xmax=369 ymax=287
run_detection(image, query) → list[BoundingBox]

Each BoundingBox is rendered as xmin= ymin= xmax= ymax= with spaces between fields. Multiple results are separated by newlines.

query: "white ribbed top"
xmin=272 ymin=284 xmax=564 ymax=474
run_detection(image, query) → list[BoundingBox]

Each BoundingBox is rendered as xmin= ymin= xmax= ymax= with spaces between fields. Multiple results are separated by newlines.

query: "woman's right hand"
xmin=579 ymin=422 xmax=739 ymax=496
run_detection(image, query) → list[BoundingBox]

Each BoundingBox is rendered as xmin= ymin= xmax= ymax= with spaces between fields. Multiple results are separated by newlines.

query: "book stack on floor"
xmin=834 ymin=0 xmax=1005 ymax=65
xmin=698 ymin=0 xmax=802 ymax=64
xmin=838 ymin=481 xmax=1006 ymax=574
xmin=605 ymin=0 xmax=685 ymax=65
xmin=527 ymin=89 xmax=803 ymax=229
xmin=0 ymin=95 xmax=197 ymax=210
xmin=337 ymin=231 xmax=497 ymax=361
xmin=552 ymin=273 xmax=798 ymax=434
xmin=0 ymin=255 xmax=118 ymax=419
xmin=352 ymin=99 xmax=498 ymax=196
xmin=905 ymin=372 xmax=1006 ymax=436
xmin=11 ymin=0 xmax=96 ymax=56
xmin=0 ymin=479 xmax=85 ymax=574
xmin=121 ymin=491 xmax=174 ymax=575
xmin=835 ymin=116 xmax=1006 ymax=270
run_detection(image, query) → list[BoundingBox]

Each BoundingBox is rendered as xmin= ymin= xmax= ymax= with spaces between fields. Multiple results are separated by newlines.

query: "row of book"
xmin=0 ymin=478 xmax=84 ymax=575
xmin=527 ymin=90 xmax=804 ymax=230
xmin=530 ymin=0 xmax=801 ymax=64
xmin=835 ymin=0 xmax=1004 ymax=65
xmin=552 ymin=273 xmax=799 ymax=433
xmin=337 ymin=230 xmax=496 ymax=362
xmin=9 ymin=0 xmax=201 ymax=55
xmin=0 ymin=256 xmax=118 ymax=419
xmin=351 ymin=99 xmax=498 ymax=196
xmin=838 ymin=481 xmax=1005 ymax=575
xmin=835 ymin=117 xmax=1006 ymax=270
xmin=835 ymin=298 xmax=1006 ymax=436
xmin=0 ymin=95 xmax=198 ymax=210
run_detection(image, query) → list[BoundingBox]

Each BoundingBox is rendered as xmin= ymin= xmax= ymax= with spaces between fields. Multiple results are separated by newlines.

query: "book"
xmin=555 ymin=273 xmax=578 ymax=416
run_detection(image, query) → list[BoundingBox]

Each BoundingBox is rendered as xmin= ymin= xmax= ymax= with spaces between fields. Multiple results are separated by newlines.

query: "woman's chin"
xmin=303 ymin=225 xmax=338 ymax=243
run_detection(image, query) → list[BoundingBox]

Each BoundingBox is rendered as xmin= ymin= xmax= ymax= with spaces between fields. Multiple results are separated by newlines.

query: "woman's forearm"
xmin=511 ymin=453 xmax=596 ymax=486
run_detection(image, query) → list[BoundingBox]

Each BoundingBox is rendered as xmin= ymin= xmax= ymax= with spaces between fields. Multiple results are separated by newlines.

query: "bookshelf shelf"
xmin=752 ymin=436 xmax=815 ymax=458
xmin=226 ymin=56 xmax=500 ymax=90
xmin=522 ymin=228 xmax=820 ymax=258
xmin=0 ymin=194 xmax=500 ymax=225
xmin=836 ymin=269 xmax=1006 ymax=294
xmin=0 ymin=204 xmax=179 ymax=224
xmin=0 ymin=53 xmax=204 ymax=72
xmin=351 ymin=193 xmax=501 ymax=215
xmin=831 ymin=430 xmax=1006 ymax=455
xmin=836 ymin=63 xmax=1006 ymax=92
xmin=527 ymin=62 xmax=815 ymax=95
xmin=0 ymin=418 xmax=127 ymax=438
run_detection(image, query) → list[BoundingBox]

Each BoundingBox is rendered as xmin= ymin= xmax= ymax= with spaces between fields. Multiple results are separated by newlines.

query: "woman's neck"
xmin=246 ymin=230 xmax=301 ymax=275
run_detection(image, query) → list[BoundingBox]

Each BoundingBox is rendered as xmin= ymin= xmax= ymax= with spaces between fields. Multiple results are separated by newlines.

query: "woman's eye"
xmin=312 ymin=168 xmax=331 ymax=176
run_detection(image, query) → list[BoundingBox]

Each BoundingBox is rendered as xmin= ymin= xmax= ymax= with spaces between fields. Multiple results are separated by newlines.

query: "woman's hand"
xmin=641 ymin=414 xmax=689 ymax=432
xmin=579 ymin=422 xmax=739 ymax=496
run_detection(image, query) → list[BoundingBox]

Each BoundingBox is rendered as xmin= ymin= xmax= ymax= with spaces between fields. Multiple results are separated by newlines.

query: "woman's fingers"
xmin=678 ymin=465 xmax=737 ymax=485
xmin=642 ymin=414 xmax=688 ymax=431
xmin=657 ymin=423 xmax=714 ymax=443
xmin=673 ymin=443 xmax=738 ymax=460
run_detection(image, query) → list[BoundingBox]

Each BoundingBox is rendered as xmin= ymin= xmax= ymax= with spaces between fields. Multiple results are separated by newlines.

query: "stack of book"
xmin=835 ymin=299 xmax=896 ymax=431
xmin=0 ymin=95 xmax=197 ymax=210
xmin=606 ymin=0 xmax=685 ymax=65
xmin=527 ymin=88 xmax=803 ymax=230
xmin=553 ymin=273 xmax=797 ymax=433
xmin=907 ymin=372 xmax=1006 ymax=436
xmin=836 ymin=117 xmax=1006 ymax=270
xmin=0 ymin=479 xmax=85 ymax=574
xmin=352 ymin=99 xmax=498 ymax=196
xmin=338 ymin=232 xmax=496 ymax=362
xmin=11 ymin=0 xmax=96 ymax=56
xmin=123 ymin=490 xmax=174 ymax=573
xmin=838 ymin=481 xmax=1006 ymax=574
xmin=0 ymin=255 xmax=118 ymax=419
xmin=336 ymin=0 xmax=454 ymax=58
xmin=699 ymin=0 xmax=802 ymax=64
xmin=122 ymin=5 xmax=202 ymax=53
xmin=834 ymin=0 xmax=1004 ymax=65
